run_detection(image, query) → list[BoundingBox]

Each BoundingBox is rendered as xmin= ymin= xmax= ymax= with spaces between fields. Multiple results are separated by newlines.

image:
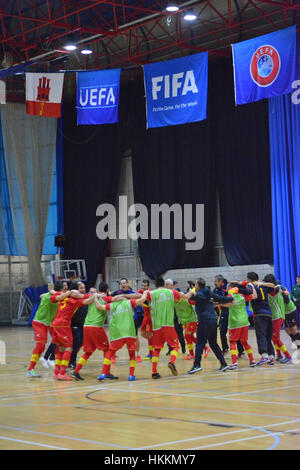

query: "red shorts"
xmin=32 ymin=321 xmax=49 ymax=343
xmin=83 ymin=326 xmax=109 ymax=353
xmin=229 ymin=326 xmax=249 ymax=342
xmin=185 ymin=321 xmax=198 ymax=335
xmin=272 ymin=317 xmax=283 ymax=339
xmin=152 ymin=326 xmax=179 ymax=350
xmin=51 ymin=326 xmax=73 ymax=348
xmin=109 ymin=337 xmax=137 ymax=352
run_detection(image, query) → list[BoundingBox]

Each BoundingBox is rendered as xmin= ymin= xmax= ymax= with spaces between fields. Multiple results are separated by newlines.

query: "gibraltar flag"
xmin=26 ymin=72 xmax=64 ymax=117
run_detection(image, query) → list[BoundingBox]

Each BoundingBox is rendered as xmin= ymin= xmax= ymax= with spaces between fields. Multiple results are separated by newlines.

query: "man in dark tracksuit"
xmin=213 ymin=275 xmax=244 ymax=356
xmin=184 ymin=278 xmax=232 ymax=374
xmin=244 ymin=272 xmax=277 ymax=366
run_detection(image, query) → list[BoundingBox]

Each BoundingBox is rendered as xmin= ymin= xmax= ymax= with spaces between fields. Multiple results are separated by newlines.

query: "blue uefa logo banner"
xmin=232 ymin=26 xmax=297 ymax=105
xmin=143 ymin=52 xmax=208 ymax=129
xmin=77 ymin=69 xmax=121 ymax=125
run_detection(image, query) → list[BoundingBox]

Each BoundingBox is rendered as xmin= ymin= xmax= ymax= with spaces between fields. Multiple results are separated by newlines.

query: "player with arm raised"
xmin=26 ymin=281 xmax=65 ymax=378
xmin=71 ymin=283 xmax=124 ymax=381
xmin=97 ymin=292 xmax=147 ymax=382
xmin=50 ymin=282 xmax=95 ymax=381
xmin=217 ymin=283 xmax=256 ymax=370
xmin=140 ymin=277 xmax=182 ymax=379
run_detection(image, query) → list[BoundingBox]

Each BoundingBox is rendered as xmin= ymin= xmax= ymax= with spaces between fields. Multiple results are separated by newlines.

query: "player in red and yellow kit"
xmin=71 ymin=284 xmax=125 ymax=380
xmin=96 ymin=292 xmax=148 ymax=381
xmin=140 ymin=277 xmax=182 ymax=379
xmin=26 ymin=281 xmax=66 ymax=378
xmin=138 ymin=280 xmax=154 ymax=361
xmin=50 ymin=283 xmax=95 ymax=381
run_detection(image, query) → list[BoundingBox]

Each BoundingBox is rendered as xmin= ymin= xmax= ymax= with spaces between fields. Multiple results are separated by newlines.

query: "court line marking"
xmin=218 ymin=397 xmax=300 ymax=407
xmin=87 ymin=403 xmax=300 ymax=420
xmin=189 ymin=432 xmax=277 ymax=450
xmin=190 ymin=425 xmax=300 ymax=450
xmin=0 ymin=425 xmax=130 ymax=449
xmin=0 ymin=436 xmax=70 ymax=450
xmin=1 ymin=374 xmax=300 ymax=406
xmin=84 ymin=385 xmax=300 ymax=408
xmin=0 ymin=363 xmax=298 ymax=400
xmin=2 ymin=400 xmax=299 ymax=424
xmin=216 ymin=384 xmax=300 ymax=398
xmin=134 ymin=418 xmax=300 ymax=450
xmin=25 ymin=418 xmax=160 ymax=428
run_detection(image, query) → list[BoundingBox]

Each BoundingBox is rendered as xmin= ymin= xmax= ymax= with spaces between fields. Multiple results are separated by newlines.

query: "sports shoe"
xmin=128 ymin=375 xmax=136 ymax=381
xmin=106 ymin=374 xmax=119 ymax=380
xmin=71 ymin=371 xmax=84 ymax=381
xmin=256 ymin=357 xmax=269 ymax=366
xmin=250 ymin=361 xmax=256 ymax=367
xmin=136 ymin=355 xmax=142 ymax=363
xmin=47 ymin=359 xmax=55 ymax=368
xmin=53 ymin=372 xmax=59 ymax=379
xmin=184 ymin=354 xmax=194 ymax=361
xmin=188 ymin=365 xmax=202 ymax=375
xmin=168 ymin=362 xmax=178 ymax=376
xmin=57 ymin=373 xmax=72 ymax=381
xmin=97 ymin=373 xmax=119 ymax=381
xmin=267 ymin=357 xmax=276 ymax=365
xmin=26 ymin=370 xmax=41 ymax=377
xmin=228 ymin=363 xmax=238 ymax=370
xmin=144 ymin=354 xmax=152 ymax=361
xmin=204 ymin=346 xmax=211 ymax=358
xmin=97 ymin=373 xmax=107 ymax=381
xmin=280 ymin=357 xmax=292 ymax=364
xmin=218 ymin=364 xmax=229 ymax=372
xmin=152 ymin=373 xmax=161 ymax=379
xmin=40 ymin=358 xmax=49 ymax=369
xmin=276 ymin=356 xmax=283 ymax=362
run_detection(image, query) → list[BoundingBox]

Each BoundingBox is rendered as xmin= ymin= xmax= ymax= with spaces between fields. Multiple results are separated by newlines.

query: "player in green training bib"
xmin=72 ymin=283 xmax=128 ymax=381
xmin=143 ymin=277 xmax=182 ymax=379
xmin=218 ymin=285 xmax=256 ymax=370
xmin=96 ymin=291 xmax=148 ymax=382
xmin=263 ymin=275 xmax=292 ymax=364
xmin=27 ymin=281 xmax=68 ymax=377
xmin=175 ymin=298 xmax=198 ymax=361
xmin=71 ymin=285 xmax=110 ymax=380
xmin=277 ymin=281 xmax=300 ymax=354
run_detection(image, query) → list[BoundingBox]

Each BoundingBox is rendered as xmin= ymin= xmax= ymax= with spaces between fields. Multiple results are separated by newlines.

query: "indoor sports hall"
xmin=0 ymin=0 xmax=299 ymax=453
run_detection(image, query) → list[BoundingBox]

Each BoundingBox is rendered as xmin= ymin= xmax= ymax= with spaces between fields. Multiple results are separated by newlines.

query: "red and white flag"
xmin=26 ymin=72 xmax=64 ymax=117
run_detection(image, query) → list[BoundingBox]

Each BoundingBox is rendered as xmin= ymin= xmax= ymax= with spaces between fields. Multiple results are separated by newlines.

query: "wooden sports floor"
xmin=0 ymin=326 xmax=300 ymax=450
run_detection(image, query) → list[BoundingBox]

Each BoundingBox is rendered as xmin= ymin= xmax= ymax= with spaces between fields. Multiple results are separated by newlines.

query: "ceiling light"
xmin=184 ymin=10 xmax=197 ymax=21
xmin=64 ymin=44 xmax=77 ymax=51
xmin=166 ymin=2 xmax=179 ymax=12
xmin=81 ymin=49 xmax=93 ymax=55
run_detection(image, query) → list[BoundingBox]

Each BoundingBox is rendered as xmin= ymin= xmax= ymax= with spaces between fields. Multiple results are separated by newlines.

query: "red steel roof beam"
xmin=0 ymin=0 xmax=111 ymax=45
xmin=102 ymin=4 xmax=299 ymax=68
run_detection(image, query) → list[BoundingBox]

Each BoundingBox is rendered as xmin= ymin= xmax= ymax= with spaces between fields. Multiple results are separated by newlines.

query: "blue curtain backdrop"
xmin=269 ymin=39 xmax=300 ymax=290
xmin=269 ymin=94 xmax=300 ymax=290
xmin=0 ymin=112 xmax=17 ymax=254
xmin=0 ymin=108 xmax=58 ymax=256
